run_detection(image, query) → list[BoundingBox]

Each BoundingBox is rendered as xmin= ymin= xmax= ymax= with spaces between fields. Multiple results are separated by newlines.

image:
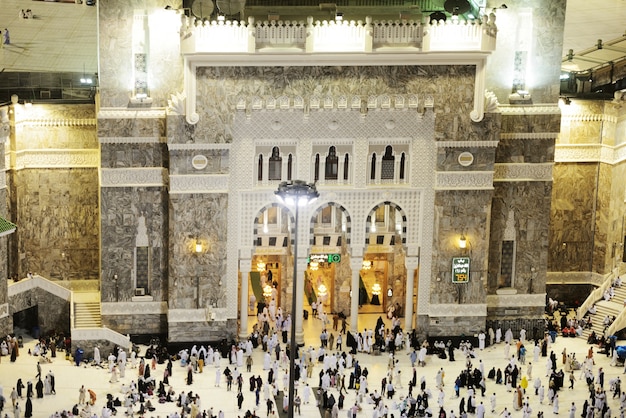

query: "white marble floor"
xmin=0 ymin=0 xmax=97 ymax=73
xmin=0 ymin=314 xmax=624 ymax=418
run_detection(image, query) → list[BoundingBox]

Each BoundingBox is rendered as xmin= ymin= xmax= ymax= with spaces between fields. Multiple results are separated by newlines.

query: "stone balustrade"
xmin=180 ymin=15 xmax=497 ymax=55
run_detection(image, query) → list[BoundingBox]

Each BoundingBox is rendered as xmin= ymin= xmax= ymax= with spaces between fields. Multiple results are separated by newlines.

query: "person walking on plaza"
xmin=3 ymin=28 xmax=9 ymax=46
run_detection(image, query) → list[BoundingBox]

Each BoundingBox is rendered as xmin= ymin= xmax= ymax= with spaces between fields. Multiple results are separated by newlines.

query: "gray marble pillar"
xmin=239 ymin=259 xmax=252 ymax=339
xmin=350 ymin=257 xmax=363 ymax=333
xmin=404 ymin=258 xmax=419 ymax=332
xmin=295 ymin=258 xmax=308 ymax=345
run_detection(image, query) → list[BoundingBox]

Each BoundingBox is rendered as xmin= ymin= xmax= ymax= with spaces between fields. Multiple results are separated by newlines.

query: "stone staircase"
xmin=581 ymin=284 xmax=626 ymax=340
xmin=73 ymin=301 xmax=102 ymax=328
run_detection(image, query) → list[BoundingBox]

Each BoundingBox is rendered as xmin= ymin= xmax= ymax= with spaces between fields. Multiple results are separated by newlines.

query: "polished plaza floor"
xmin=0 ymin=0 xmax=97 ymax=73
xmin=0 ymin=313 xmax=624 ymax=418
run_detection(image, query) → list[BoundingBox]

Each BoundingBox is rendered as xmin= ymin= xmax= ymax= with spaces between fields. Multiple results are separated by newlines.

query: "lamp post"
xmin=275 ymin=180 xmax=319 ymax=418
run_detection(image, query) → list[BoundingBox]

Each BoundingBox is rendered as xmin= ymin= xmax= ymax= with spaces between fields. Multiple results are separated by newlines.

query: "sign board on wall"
xmin=452 ymin=257 xmax=470 ymax=283
xmin=309 ymin=254 xmax=341 ymax=263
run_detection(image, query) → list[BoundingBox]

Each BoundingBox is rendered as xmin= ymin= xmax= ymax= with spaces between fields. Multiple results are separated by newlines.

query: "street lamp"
xmin=275 ymin=180 xmax=319 ymax=418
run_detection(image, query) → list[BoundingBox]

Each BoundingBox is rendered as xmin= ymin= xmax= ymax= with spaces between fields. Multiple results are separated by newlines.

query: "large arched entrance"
xmin=306 ymin=202 xmax=352 ymax=317
xmin=360 ymin=202 xmax=407 ymax=317
xmin=249 ymin=203 xmax=292 ymax=318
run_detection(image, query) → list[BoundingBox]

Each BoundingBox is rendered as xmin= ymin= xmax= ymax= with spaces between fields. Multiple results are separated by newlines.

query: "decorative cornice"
xmin=100 ymin=168 xmax=167 ymax=188
xmin=0 ymin=303 xmax=8 ymax=319
xmin=16 ymin=118 xmax=96 ymax=127
xmin=498 ymin=105 xmax=561 ymax=115
xmin=169 ymin=174 xmax=229 ymax=193
xmin=436 ymin=141 xmax=499 ymax=148
xmin=555 ymin=143 xmax=626 ymax=164
xmin=499 ymin=133 xmax=559 ymax=140
xmin=434 ymin=171 xmax=494 ymax=190
xmin=168 ymin=143 xmax=232 ymax=150
xmin=8 ymin=275 xmax=72 ymax=301
xmin=486 ymin=293 xmax=546 ymax=308
xmin=98 ymin=108 xmax=166 ymax=119
xmin=561 ymin=113 xmax=614 ymax=123
xmin=168 ymin=308 xmax=228 ymax=323
xmin=429 ymin=303 xmax=487 ymax=317
xmin=99 ymin=136 xmax=165 ymax=144
xmin=9 ymin=149 xmax=99 ymax=169
xmin=101 ymin=301 xmax=168 ymax=316
xmin=493 ymin=163 xmax=553 ymax=182
xmin=369 ymin=137 xmax=413 ymax=145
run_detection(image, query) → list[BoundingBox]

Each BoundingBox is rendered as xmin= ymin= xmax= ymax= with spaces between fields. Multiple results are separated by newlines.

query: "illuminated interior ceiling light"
xmin=318 ymin=283 xmax=328 ymax=297
xmin=335 ymin=12 xmax=343 ymax=21
xmin=362 ymin=260 xmax=372 ymax=270
xmin=195 ymin=239 xmax=203 ymax=253
xmin=80 ymin=64 xmax=92 ymax=85
xmin=372 ymin=282 xmax=382 ymax=295
xmin=257 ymin=261 xmax=266 ymax=272
xmin=309 ymin=261 xmax=319 ymax=271
xmin=263 ymin=284 xmax=273 ymax=298
xmin=459 ymin=234 xmax=467 ymax=249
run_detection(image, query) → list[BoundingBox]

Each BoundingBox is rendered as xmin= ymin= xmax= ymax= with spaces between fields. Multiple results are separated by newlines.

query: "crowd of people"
xmin=1 ymin=295 xmax=626 ymax=418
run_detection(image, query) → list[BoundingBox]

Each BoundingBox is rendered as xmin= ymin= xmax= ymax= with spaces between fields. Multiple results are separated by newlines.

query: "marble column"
xmin=239 ymin=259 xmax=252 ymax=340
xmin=350 ymin=257 xmax=363 ymax=333
xmin=295 ymin=258 xmax=309 ymax=345
xmin=404 ymin=257 xmax=419 ymax=332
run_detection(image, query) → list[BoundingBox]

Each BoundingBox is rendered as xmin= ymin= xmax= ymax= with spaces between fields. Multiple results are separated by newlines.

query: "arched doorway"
xmin=249 ymin=204 xmax=292 ymax=318
xmin=360 ymin=202 xmax=407 ymax=318
xmin=307 ymin=202 xmax=352 ymax=317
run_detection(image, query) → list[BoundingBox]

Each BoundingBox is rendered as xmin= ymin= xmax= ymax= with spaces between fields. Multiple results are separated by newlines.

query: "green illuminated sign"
xmin=452 ymin=257 xmax=470 ymax=283
xmin=309 ymin=254 xmax=341 ymax=263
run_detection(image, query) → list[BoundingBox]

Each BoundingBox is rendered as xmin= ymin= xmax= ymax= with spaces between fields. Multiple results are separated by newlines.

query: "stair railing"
xmin=605 ymin=306 xmax=626 ymax=337
xmin=70 ymin=290 xmax=75 ymax=330
xmin=577 ymin=271 xmax=616 ymax=320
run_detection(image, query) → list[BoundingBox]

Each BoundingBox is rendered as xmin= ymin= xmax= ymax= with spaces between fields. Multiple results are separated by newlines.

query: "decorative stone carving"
xmin=101 ymin=168 xmax=166 ymax=187
xmin=14 ymin=150 xmax=99 ymax=169
xmin=499 ymin=105 xmax=560 ymax=115
xmin=437 ymin=141 xmax=499 ymax=148
xmin=486 ymin=293 xmax=545 ymax=308
xmin=169 ymin=174 xmax=229 ymax=193
xmin=484 ymin=90 xmax=499 ymax=113
xmin=99 ymin=136 xmax=164 ymax=144
xmin=429 ymin=303 xmax=487 ymax=317
xmin=168 ymin=308 xmax=210 ymax=323
xmin=493 ymin=163 xmax=553 ymax=182
xmin=555 ymin=144 xmax=624 ymax=164
xmin=16 ymin=118 xmax=96 ymax=127
xmin=503 ymin=210 xmax=516 ymax=241
xmin=0 ymin=303 xmax=8 ymax=319
xmin=101 ymin=301 xmax=168 ymax=315
xmin=434 ymin=171 xmax=494 ymax=190
xmin=167 ymin=92 xmax=186 ymax=115
xmin=98 ymin=109 xmax=166 ymax=119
